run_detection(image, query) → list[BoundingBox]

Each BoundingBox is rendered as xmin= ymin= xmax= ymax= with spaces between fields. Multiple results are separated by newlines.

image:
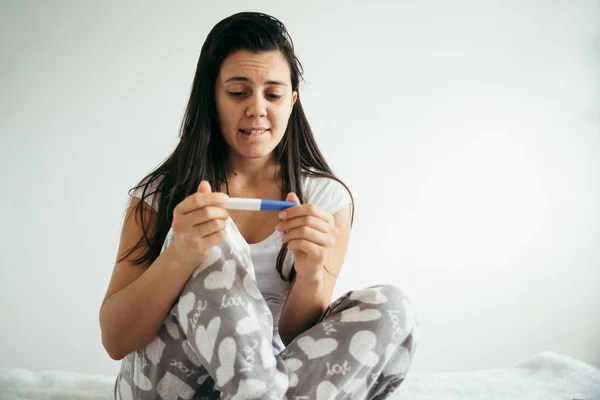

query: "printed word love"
xmin=220 ymin=295 xmax=247 ymax=309
xmin=387 ymin=310 xmax=406 ymax=344
xmin=170 ymin=359 xmax=197 ymax=378
xmin=190 ymin=300 xmax=208 ymax=329
xmin=322 ymin=321 xmax=337 ymax=336
xmin=326 ymin=360 xmax=351 ymax=376
xmin=239 ymin=340 xmax=259 ymax=372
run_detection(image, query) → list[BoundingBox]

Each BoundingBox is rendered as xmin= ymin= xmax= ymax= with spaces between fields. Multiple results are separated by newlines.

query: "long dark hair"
xmin=119 ymin=12 xmax=353 ymax=281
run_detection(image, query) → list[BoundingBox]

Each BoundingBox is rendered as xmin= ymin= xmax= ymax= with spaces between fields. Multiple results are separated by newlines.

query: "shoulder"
xmin=301 ymin=171 xmax=352 ymax=215
xmin=128 ymin=174 xmax=166 ymax=212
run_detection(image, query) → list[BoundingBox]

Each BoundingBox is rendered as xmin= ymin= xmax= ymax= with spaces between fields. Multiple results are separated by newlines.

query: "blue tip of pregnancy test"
xmin=260 ymin=200 xmax=299 ymax=211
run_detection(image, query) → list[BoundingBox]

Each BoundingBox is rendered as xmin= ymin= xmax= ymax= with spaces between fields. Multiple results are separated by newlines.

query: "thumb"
xmin=286 ymin=192 xmax=300 ymax=204
xmin=197 ymin=180 xmax=211 ymax=193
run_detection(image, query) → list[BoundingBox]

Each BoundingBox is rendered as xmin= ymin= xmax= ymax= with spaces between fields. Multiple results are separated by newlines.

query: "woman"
xmin=100 ymin=11 xmax=417 ymax=399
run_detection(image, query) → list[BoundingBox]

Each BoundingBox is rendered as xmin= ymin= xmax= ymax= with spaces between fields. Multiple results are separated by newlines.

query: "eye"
xmin=228 ymin=92 xmax=246 ymax=98
xmin=267 ymin=94 xmax=283 ymax=99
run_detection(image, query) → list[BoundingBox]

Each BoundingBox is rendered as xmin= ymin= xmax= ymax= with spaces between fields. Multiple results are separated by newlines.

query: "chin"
xmin=234 ymin=141 xmax=280 ymax=159
xmin=234 ymin=146 xmax=274 ymax=160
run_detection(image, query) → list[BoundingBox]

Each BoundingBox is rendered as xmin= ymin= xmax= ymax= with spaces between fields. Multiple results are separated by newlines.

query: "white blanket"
xmin=1 ymin=352 xmax=599 ymax=400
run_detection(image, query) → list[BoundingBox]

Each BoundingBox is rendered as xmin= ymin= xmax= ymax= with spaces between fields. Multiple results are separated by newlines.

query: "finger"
xmin=280 ymin=202 xmax=333 ymax=224
xmin=173 ymin=206 xmax=229 ymax=232
xmin=287 ymin=239 xmax=324 ymax=260
xmin=203 ymin=229 xmax=227 ymax=247
xmin=197 ymin=180 xmax=211 ymax=193
xmin=282 ymin=226 xmax=333 ymax=248
xmin=286 ymin=192 xmax=300 ymax=204
xmin=189 ymin=206 xmax=230 ymax=225
xmin=191 ymin=228 xmax=226 ymax=251
xmin=174 ymin=191 xmax=229 ymax=215
xmin=191 ymin=218 xmax=227 ymax=238
xmin=277 ymin=215 xmax=330 ymax=234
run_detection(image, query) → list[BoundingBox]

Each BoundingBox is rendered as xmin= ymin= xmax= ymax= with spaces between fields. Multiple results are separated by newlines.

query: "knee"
xmin=351 ymin=284 xmax=418 ymax=346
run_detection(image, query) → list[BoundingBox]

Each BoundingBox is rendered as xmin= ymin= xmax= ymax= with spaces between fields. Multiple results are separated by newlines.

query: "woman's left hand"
xmin=276 ymin=192 xmax=339 ymax=281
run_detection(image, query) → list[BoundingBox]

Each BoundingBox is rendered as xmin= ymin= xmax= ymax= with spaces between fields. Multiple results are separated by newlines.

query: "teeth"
xmin=242 ymin=129 xmax=267 ymax=134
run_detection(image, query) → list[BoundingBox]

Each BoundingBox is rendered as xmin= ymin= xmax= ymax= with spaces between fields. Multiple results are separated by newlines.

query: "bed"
xmin=1 ymin=352 xmax=599 ymax=400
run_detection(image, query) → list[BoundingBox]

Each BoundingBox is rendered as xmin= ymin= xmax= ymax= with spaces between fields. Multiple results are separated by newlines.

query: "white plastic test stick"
xmin=223 ymin=198 xmax=299 ymax=211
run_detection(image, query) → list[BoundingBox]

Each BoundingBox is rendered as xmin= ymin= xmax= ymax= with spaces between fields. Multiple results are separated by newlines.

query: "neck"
xmin=226 ymin=152 xmax=281 ymax=186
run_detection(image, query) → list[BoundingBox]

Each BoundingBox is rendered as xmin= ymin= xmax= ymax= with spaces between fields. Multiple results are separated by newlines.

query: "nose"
xmin=245 ymin=94 xmax=267 ymax=118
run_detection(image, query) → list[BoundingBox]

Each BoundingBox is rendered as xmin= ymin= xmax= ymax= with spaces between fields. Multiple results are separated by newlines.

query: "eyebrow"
xmin=223 ymin=76 xmax=288 ymax=86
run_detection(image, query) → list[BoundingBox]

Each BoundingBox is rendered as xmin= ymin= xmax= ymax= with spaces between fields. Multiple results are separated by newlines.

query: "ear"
xmin=290 ymin=91 xmax=298 ymax=111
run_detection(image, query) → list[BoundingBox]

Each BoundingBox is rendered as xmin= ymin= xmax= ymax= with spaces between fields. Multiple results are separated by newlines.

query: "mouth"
xmin=239 ymin=128 xmax=270 ymax=138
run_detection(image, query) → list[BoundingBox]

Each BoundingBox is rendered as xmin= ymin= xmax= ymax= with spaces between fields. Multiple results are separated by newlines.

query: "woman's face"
xmin=215 ymin=49 xmax=298 ymax=162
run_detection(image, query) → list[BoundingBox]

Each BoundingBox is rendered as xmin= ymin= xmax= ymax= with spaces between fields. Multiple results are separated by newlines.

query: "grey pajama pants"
xmin=114 ymin=237 xmax=417 ymax=400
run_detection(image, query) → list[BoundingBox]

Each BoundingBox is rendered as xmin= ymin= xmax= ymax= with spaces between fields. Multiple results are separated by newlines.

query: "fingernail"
xmin=218 ymin=193 xmax=229 ymax=202
xmin=279 ymin=211 xmax=286 ymax=219
xmin=275 ymin=223 xmax=282 ymax=231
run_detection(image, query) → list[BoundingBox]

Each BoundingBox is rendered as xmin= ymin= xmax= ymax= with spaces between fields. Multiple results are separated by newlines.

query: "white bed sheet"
xmin=1 ymin=352 xmax=599 ymax=400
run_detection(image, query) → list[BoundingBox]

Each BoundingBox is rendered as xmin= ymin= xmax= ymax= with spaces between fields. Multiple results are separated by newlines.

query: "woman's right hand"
xmin=170 ymin=180 xmax=229 ymax=270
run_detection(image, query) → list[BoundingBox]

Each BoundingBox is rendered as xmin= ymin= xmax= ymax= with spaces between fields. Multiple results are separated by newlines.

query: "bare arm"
xmin=100 ymin=182 xmax=229 ymax=360
xmin=278 ymin=204 xmax=352 ymax=346
xmin=99 ymin=198 xmax=197 ymax=360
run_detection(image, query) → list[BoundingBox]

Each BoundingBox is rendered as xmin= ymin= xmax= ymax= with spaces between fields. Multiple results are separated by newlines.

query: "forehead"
xmin=219 ymin=50 xmax=291 ymax=84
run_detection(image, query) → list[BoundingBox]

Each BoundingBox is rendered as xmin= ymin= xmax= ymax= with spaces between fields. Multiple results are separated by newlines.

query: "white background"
xmin=1 ymin=0 xmax=599 ymax=376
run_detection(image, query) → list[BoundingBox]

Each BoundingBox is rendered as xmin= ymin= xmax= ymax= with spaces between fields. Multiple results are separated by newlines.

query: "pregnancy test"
xmin=224 ymin=198 xmax=299 ymax=211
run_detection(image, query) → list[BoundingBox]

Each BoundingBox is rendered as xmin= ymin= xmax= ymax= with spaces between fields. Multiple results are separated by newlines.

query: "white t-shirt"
xmin=130 ymin=173 xmax=352 ymax=353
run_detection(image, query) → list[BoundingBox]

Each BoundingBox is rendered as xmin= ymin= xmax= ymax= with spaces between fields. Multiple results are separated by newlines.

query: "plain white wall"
xmin=1 ymin=0 xmax=599 ymax=376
